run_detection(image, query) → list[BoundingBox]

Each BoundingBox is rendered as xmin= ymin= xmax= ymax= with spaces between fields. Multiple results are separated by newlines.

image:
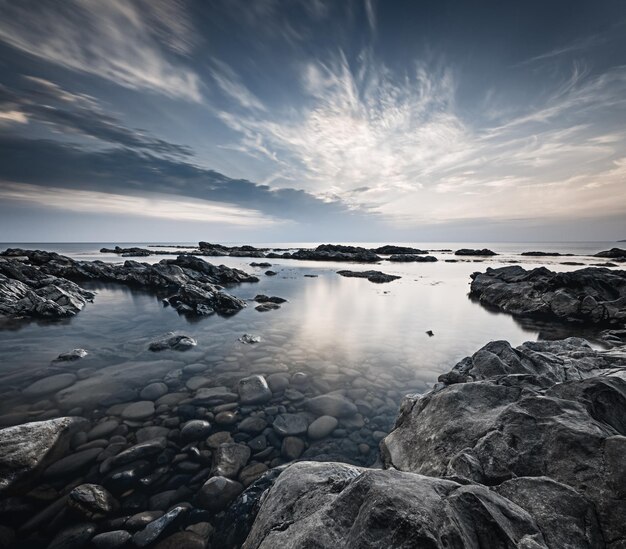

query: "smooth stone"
xmin=126 ymin=510 xmax=164 ymax=530
xmin=48 ymin=523 xmax=96 ymax=549
xmin=273 ymin=413 xmax=309 ymax=436
xmin=23 ymin=373 xmax=77 ymax=396
xmin=104 ymin=438 xmax=166 ymax=471
xmin=307 ymin=416 xmax=338 ymax=440
xmin=238 ymin=417 xmax=268 ymax=434
xmin=192 ymin=387 xmax=238 ymax=406
xmin=87 ymin=420 xmax=120 ymax=441
xmin=206 ymin=431 xmax=233 ymax=449
xmin=267 ymin=374 xmax=290 ymax=393
xmin=43 ymin=447 xmax=101 ymax=478
xmin=238 ymin=375 xmax=272 ymax=404
xmin=136 ymin=426 xmax=170 ymax=443
xmin=155 ymin=531 xmax=206 ymax=549
xmin=68 ymin=483 xmax=118 ymax=519
xmin=215 ymin=411 xmax=237 ymax=425
xmin=281 ymin=437 xmax=305 ymax=460
xmin=140 ymin=383 xmax=168 ymax=401
xmin=121 ymin=401 xmax=155 ymax=420
xmin=186 ymin=376 xmax=211 ymax=391
xmin=91 ymin=530 xmax=132 ymax=549
xmin=195 ymin=476 xmax=244 ymax=512
xmin=239 ymin=462 xmax=269 ymax=487
xmin=305 ymin=394 xmax=358 ymax=418
xmin=212 ymin=443 xmax=251 ymax=478
xmin=133 ymin=506 xmax=188 ymax=547
xmin=180 ymin=420 xmax=212 ymax=441
xmin=247 ymin=434 xmax=267 ymax=452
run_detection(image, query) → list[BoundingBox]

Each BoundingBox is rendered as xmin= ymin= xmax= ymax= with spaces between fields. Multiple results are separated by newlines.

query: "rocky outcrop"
xmin=337 ymin=270 xmax=401 ymax=283
xmin=0 ymin=417 xmax=87 ymax=495
xmin=372 ymin=245 xmax=429 ymax=254
xmin=244 ymin=339 xmax=626 ymax=548
xmin=0 ymin=256 xmax=95 ymax=319
xmin=100 ymin=246 xmax=152 ymax=257
xmin=455 ymin=248 xmax=498 ymax=256
xmin=388 ymin=254 xmax=437 ymax=262
xmin=269 ymin=244 xmax=381 ymax=263
xmin=595 ymin=248 xmax=626 ymax=259
xmin=469 ymin=265 xmax=626 ymax=329
xmin=0 ymin=249 xmax=256 ymax=318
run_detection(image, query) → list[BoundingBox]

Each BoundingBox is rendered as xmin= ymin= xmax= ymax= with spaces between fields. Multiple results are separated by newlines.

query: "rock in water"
xmin=67 ymin=483 xmax=118 ymax=519
xmin=148 ymin=333 xmax=197 ymax=351
xmin=0 ymin=417 xmax=87 ymax=495
xmin=239 ymin=334 xmax=261 ymax=344
xmin=238 ymin=375 xmax=272 ymax=404
xmin=336 ymin=270 xmax=401 ymax=283
xmin=454 ymin=248 xmax=498 ymax=256
xmin=54 ymin=348 xmax=88 ymax=362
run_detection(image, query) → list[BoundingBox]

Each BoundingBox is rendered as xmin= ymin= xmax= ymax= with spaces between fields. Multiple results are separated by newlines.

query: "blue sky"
xmin=0 ymin=0 xmax=625 ymax=242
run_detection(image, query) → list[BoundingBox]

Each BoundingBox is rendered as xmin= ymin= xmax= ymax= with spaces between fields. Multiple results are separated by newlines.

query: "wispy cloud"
xmin=0 ymin=0 xmax=202 ymax=101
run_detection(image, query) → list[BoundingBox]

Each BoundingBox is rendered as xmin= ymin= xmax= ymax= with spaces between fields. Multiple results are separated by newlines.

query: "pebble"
xmin=132 ymin=505 xmax=188 ymax=547
xmin=140 ymin=382 xmax=168 ymax=400
xmin=23 ymin=373 xmax=77 ymax=396
xmin=121 ymin=401 xmax=155 ymax=420
xmin=281 ymin=436 xmax=305 ymax=460
xmin=307 ymin=415 xmax=338 ymax=439
xmin=43 ymin=448 xmax=102 ymax=478
xmin=180 ymin=420 xmax=212 ymax=441
xmin=87 ymin=420 xmax=120 ymax=441
xmin=238 ymin=375 xmax=272 ymax=404
xmin=91 ymin=530 xmax=132 ymax=549
xmin=273 ymin=413 xmax=309 ymax=436
xmin=212 ymin=443 xmax=251 ymax=478
xmin=68 ymin=484 xmax=118 ymax=519
xmin=195 ymin=476 xmax=244 ymax=512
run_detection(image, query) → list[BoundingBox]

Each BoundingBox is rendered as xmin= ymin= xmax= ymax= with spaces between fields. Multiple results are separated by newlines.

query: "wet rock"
xmin=595 ymin=247 xmax=626 ymax=258
xmin=139 ymin=382 xmax=168 ymax=400
xmin=120 ymin=400 xmax=155 ymax=420
xmin=148 ymin=333 xmax=197 ymax=352
xmin=373 ymin=245 xmax=429 ymax=255
xmin=87 ymin=420 xmax=119 ymax=441
xmin=0 ymin=417 xmax=87 ymax=495
xmin=133 ymin=505 xmax=188 ymax=547
xmin=281 ymin=437 xmax=305 ymax=460
xmin=336 ymin=270 xmax=400 ymax=283
xmin=91 ymin=530 xmax=132 ymax=549
xmin=238 ymin=417 xmax=268 ymax=434
xmin=68 ymin=483 xmax=118 ymax=519
xmin=54 ymin=348 xmax=88 ymax=362
xmin=126 ymin=510 xmax=164 ymax=530
xmin=272 ymin=414 xmax=309 ymax=436
xmin=388 ymin=254 xmax=437 ymax=262
xmin=155 ymin=531 xmax=206 ymax=549
xmin=215 ymin=411 xmax=237 ymax=425
xmin=48 ymin=522 xmax=96 ymax=549
xmin=307 ymin=416 xmax=338 ymax=439
xmin=238 ymin=375 xmax=272 ymax=404
xmin=455 ymin=248 xmax=498 ymax=256
xmin=196 ymin=475 xmax=244 ymax=512
xmin=181 ymin=420 xmax=212 ymax=442
xmin=136 ymin=426 xmax=169 ymax=443
xmin=193 ymin=386 xmax=238 ymax=406
xmin=212 ymin=443 xmax=251 ymax=478
xmin=305 ymin=394 xmax=358 ymax=418
xmin=239 ymin=334 xmax=261 ymax=344
xmin=239 ymin=463 xmax=269 ymax=487
xmin=265 ymin=270 xmax=277 ymax=276
xmin=103 ymin=438 xmax=166 ymax=472
xmin=43 ymin=447 xmax=101 ymax=479
xmin=255 ymin=302 xmax=281 ymax=312
xmin=254 ymin=295 xmax=287 ymax=304
xmin=23 ymin=373 xmax=77 ymax=396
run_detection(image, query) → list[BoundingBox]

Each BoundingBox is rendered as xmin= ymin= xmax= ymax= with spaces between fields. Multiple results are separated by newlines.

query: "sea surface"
xmin=0 ymin=241 xmax=619 ymax=424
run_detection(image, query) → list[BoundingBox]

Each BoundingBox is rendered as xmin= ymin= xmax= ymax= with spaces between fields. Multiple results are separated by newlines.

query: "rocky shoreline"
xmin=0 ymin=338 xmax=623 ymax=548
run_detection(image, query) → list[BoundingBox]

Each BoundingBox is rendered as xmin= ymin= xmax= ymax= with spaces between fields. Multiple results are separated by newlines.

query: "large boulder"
xmin=0 ymin=417 xmax=88 ymax=495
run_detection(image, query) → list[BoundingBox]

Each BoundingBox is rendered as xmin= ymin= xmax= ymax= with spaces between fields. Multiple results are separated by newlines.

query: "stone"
xmin=149 ymin=333 xmax=197 ymax=352
xmin=455 ymin=248 xmax=497 ymax=256
xmin=0 ymin=417 xmax=87 ymax=495
xmin=180 ymin=420 xmax=212 ymax=441
xmin=154 ymin=531 xmax=206 ymax=549
xmin=139 ymin=382 xmax=168 ymax=400
xmin=272 ymin=414 xmax=309 ymax=436
xmin=215 ymin=411 xmax=237 ymax=425
xmin=336 ymin=270 xmax=401 ymax=283
xmin=239 ymin=334 xmax=261 ymax=344
xmin=212 ymin=443 xmax=251 ymax=478
xmin=304 ymin=394 xmax=358 ymax=418
xmin=68 ymin=483 xmax=118 ymax=519
xmin=195 ymin=476 xmax=244 ymax=512
xmin=54 ymin=348 xmax=88 ymax=362
xmin=136 ymin=426 xmax=170 ymax=442
xmin=193 ymin=386 xmax=238 ymax=406
xmin=48 ymin=523 xmax=96 ymax=549
xmin=307 ymin=416 xmax=338 ymax=439
xmin=239 ymin=462 xmax=269 ymax=487
xmin=87 ymin=420 xmax=119 ymax=440
xmin=238 ymin=416 xmax=268 ymax=434
xmin=238 ymin=375 xmax=272 ymax=404
xmin=281 ymin=437 xmax=305 ymax=460
xmin=91 ymin=530 xmax=132 ymax=549
xmin=103 ymin=438 xmax=166 ymax=472
xmin=23 ymin=373 xmax=77 ymax=396
xmin=133 ymin=505 xmax=188 ymax=547
xmin=43 ymin=447 xmax=102 ymax=479
xmin=121 ymin=400 xmax=155 ymax=420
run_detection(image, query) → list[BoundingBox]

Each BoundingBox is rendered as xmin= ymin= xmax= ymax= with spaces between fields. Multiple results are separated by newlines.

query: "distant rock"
xmin=388 ymin=254 xmax=437 ymax=262
xmin=454 ymin=248 xmax=497 ymax=256
xmin=337 ymin=270 xmax=400 ymax=283
xmin=521 ymin=251 xmax=565 ymax=256
xmin=595 ymin=247 xmax=626 ymax=258
xmin=372 ymin=245 xmax=429 ymax=255
xmin=100 ymin=246 xmax=151 ymax=257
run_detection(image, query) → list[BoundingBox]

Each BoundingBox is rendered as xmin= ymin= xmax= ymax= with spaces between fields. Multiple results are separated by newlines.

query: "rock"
xmin=388 ymin=254 xmax=437 ymax=262
xmin=181 ymin=420 xmax=212 ymax=441
xmin=469 ymin=265 xmax=626 ymax=331
xmin=239 ymin=334 xmax=261 ymax=344
xmin=595 ymin=247 xmax=626 ymax=258
xmin=272 ymin=414 xmax=309 ymax=436
xmin=215 ymin=411 xmax=238 ymax=425
xmin=243 ymin=461 xmax=547 ymax=548
xmin=154 ymin=531 xmax=206 ymax=549
xmin=250 ymin=262 xmax=272 ymax=268
xmin=305 ymin=394 xmax=358 ymax=418
xmin=121 ymin=400 xmax=155 ymax=420
xmin=148 ymin=333 xmax=197 ymax=352
xmin=91 ymin=530 xmax=132 ymax=549
xmin=281 ymin=437 xmax=305 ymax=460
xmin=43 ymin=447 xmax=102 ymax=478
xmin=87 ymin=420 xmax=119 ymax=440
xmin=193 ymin=386 xmax=238 ymax=406
xmin=521 ymin=251 xmax=565 ymax=256
xmin=336 ymin=270 xmax=400 ymax=283
xmin=133 ymin=505 xmax=188 ymax=547
xmin=100 ymin=246 xmax=152 ymax=256
xmin=103 ymin=438 xmax=166 ymax=471
xmin=373 ymin=245 xmax=429 ymax=254
xmin=0 ymin=417 xmax=87 ymax=495
xmin=54 ymin=348 xmax=88 ymax=362
xmin=238 ymin=375 xmax=272 ymax=404
xmin=278 ymin=245 xmax=381 ymax=263
xmin=238 ymin=417 xmax=268 ymax=434
xmin=307 ymin=416 xmax=338 ymax=439
xmin=455 ymin=248 xmax=498 ymax=256
xmin=48 ymin=523 xmax=96 ymax=549
xmin=212 ymin=443 xmax=251 ymax=478
xmin=139 ymin=382 xmax=168 ymax=400
xmin=68 ymin=483 xmax=118 ymax=519
xmin=265 ymin=270 xmax=277 ymax=276
xmin=254 ymin=294 xmax=287 ymax=304
xmin=255 ymin=302 xmax=281 ymax=312
xmin=266 ymin=373 xmax=290 ymax=393
xmin=195 ymin=476 xmax=244 ymax=512
xmin=381 ymin=338 xmax=626 ymax=546
xmin=23 ymin=373 xmax=77 ymax=396
xmin=239 ymin=463 xmax=269 ymax=487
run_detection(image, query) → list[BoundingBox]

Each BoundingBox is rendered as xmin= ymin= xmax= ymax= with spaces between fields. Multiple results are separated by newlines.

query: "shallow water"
xmin=0 ymin=241 xmax=618 ymax=422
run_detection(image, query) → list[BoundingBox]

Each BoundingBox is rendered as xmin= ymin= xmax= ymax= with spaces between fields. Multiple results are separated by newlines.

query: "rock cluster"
xmin=0 ymin=249 xmax=257 ymax=319
xmin=270 ymin=244 xmax=382 ymax=263
xmin=388 ymin=254 xmax=437 ymax=262
xmin=100 ymin=246 xmax=152 ymax=257
xmin=336 ymin=270 xmax=401 ymax=283
xmin=595 ymin=248 xmax=626 ymax=259
xmin=470 ymin=265 xmax=626 ymax=329
xmin=244 ymin=338 xmax=626 ymax=548
xmin=454 ymin=248 xmax=498 ymax=256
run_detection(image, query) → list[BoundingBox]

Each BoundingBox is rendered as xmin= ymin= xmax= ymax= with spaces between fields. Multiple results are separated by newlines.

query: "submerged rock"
xmin=336 ymin=270 xmax=401 ymax=283
xmin=148 ymin=333 xmax=197 ymax=352
xmin=54 ymin=348 xmax=88 ymax=362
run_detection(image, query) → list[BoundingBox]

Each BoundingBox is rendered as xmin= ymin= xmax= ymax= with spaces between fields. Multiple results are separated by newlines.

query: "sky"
xmin=0 ymin=0 xmax=625 ymax=243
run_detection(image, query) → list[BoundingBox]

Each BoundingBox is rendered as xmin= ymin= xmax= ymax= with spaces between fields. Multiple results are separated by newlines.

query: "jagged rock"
xmin=54 ymin=348 xmax=88 ymax=362
xmin=0 ymin=417 xmax=87 ymax=495
xmin=239 ymin=334 xmax=261 ymax=344
xmin=67 ymin=483 xmax=118 ymax=519
xmin=336 ymin=270 xmax=400 ymax=283
xmin=595 ymin=248 xmax=626 ymax=258
xmin=148 ymin=333 xmax=197 ymax=352
xmin=100 ymin=246 xmax=152 ymax=256
xmin=278 ymin=244 xmax=381 ymax=263
xmin=469 ymin=265 xmax=626 ymax=328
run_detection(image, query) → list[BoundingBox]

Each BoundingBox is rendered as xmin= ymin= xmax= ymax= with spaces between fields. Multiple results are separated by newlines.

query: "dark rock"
xmin=91 ymin=530 xmax=132 ymax=549
xmin=238 ymin=375 xmax=272 ymax=404
xmin=336 ymin=270 xmax=400 ymax=283
xmin=281 ymin=436 xmax=305 ymax=460
xmin=455 ymin=248 xmax=498 ymax=256
xmin=68 ymin=483 xmax=118 ymax=519
xmin=372 ymin=245 xmax=429 ymax=254
xmin=102 ymin=438 xmax=166 ymax=472
xmin=388 ymin=254 xmax=437 ymax=262
xmin=272 ymin=414 xmax=309 ymax=436
xmin=47 ymin=523 xmax=96 ymax=549
xmin=305 ymin=394 xmax=358 ymax=418
xmin=154 ymin=531 xmax=206 ymax=549
xmin=132 ymin=505 xmax=188 ymax=547
xmin=595 ymin=248 xmax=626 ymax=258
xmin=212 ymin=443 xmax=251 ymax=478
xmin=43 ymin=447 xmax=101 ymax=479
xmin=521 ymin=251 xmax=565 ymax=256
xmin=195 ymin=475 xmax=244 ymax=512
xmin=180 ymin=420 xmax=212 ymax=442
xmin=254 ymin=295 xmax=286 ymax=304
xmin=54 ymin=348 xmax=88 ymax=362
xmin=265 ymin=270 xmax=277 ymax=276
xmin=148 ymin=333 xmax=197 ymax=352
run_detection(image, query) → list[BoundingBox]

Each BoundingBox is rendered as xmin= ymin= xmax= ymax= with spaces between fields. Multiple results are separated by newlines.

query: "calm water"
xmin=0 ymin=241 xmax=619 ymax=422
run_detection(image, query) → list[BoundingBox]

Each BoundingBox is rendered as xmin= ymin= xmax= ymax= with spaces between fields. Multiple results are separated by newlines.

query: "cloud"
xmin=0 ymin=77 xmax=192 ymax=157
xmin=0 ymin=181 xmax=282 ymax=226
xmin=209 ymin=61 xmax=267 ymax=112
xmin=0 ymin=0 xmax=202 ymax=101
